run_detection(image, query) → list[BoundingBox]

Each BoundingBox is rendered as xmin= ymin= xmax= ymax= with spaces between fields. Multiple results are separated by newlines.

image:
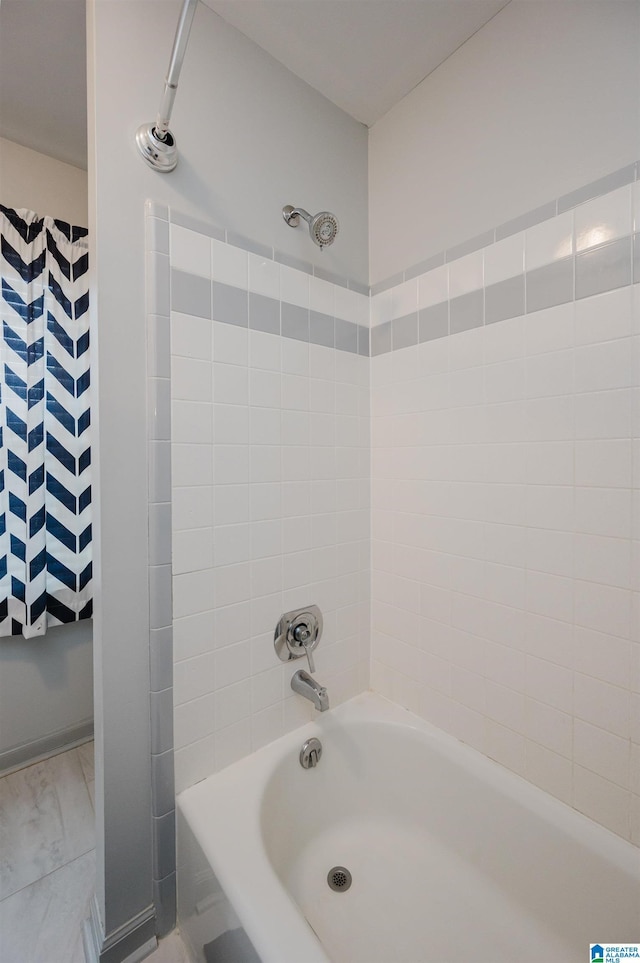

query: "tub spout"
xmin=291 ymin=669 xmax=330 ymax=712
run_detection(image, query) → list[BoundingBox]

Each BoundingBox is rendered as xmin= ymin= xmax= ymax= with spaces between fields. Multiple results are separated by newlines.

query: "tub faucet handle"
xmin=293 ymin=629 xmax=316 ymax=673
xmin=304 ymin=645 xmax=316 ymax=674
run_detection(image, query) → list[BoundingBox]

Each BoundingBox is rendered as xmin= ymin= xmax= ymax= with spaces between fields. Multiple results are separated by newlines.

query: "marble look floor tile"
xmin=0 ymin=748 xmax=95 ymax=900
xmin=77 ymin=741 xmax=96 ymax=812
xmin=146 ymin=931 xmax=192 ymax=962
xmin=0 ymin=849 xmax=95 ymax=963
xmin=76 ymin=741 xmax=94 ymax=784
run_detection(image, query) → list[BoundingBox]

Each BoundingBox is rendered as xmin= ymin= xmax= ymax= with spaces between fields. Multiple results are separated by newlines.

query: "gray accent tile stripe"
xmin=358 ymin=326 xmax=370 ymax=357
xmin=310 ymin=310 xmax=335 ymax=347
xmin=446 ymin=229 xmax=495 ymax=263
xmin=557 ymin=163 xmax=636 ymax=213
xmin=171 ymin=268 xmax=211 ymax=318
xmin=172 ymin=269 xmax=366 ymax=353
xmin=575 ymin=236 xmax=632 ymax=300
xmin=371 ymin=321 xmax=392 ymax=356
xmin=450 ymin=289 xmax=484 ymax=334
xmin=212 ymin=280 xmax=248 ymax=327
xmin=249 ymin=292 xmax=280 ymax=334
xmin=485 ymin=274 xmax=525 ymax=325
xmin=171 ymin=209 xmax=225 ymax=242
xmin=526 ymin=257 xmax=574 ymax=314
xmin=335 ymin=317 xmax=359 ymax=353
xmin=281 ymin=302 xmax=309 ymax=342
xmin=495 ymin=201 xmax=557 ymax=243
xmin=392 ymin=312 xmax=418 ymax=350
xmin=226 ymin=230 xmax=273 ymax=259
xmin=419 ymin=302 xmax=449 ymax=343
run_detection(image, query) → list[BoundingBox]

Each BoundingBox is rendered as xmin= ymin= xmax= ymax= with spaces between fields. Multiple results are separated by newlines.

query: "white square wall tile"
xmin=211 ymin=237 xmax=248 ymax=288
xmin=171 ymin=312 xmax=212 ymax=361
xmin=417 ymin=264 xmax=449 ymax=309
xmin=173 ymin=528 xmax=214 ymax=575
xmin=573 ymin=719 xmax=630 ymax=789
xmin=248 ymin=253 xmax=279 ymax=299
xmin=574 ymin=673 xmax=630 ymax=738
xmin=525 ymin=211 xmax=573 ymax=271
xmin=448 ymin=250 xmax=483 ymax=298
xmin=573 ymin=764 xmax=630 ymax=839
xmin=213 ymin=321 xmax=248 ymax=367
xmin=574 ymin=286 xmax=634 ymax=345
xmin=309 ymin=275 xmax=335 ymax=316
xmin=575 ymin=184 xmax=633 ymax=252
xmin=334 ymin=284 xmax=362 ymax=323
xmin=280 ymin=264 xmax=309 ymax=308
xmin=391 ymin=278 xmax=417 ymax=318
xmin=249 ymin=329 xmax=281 ymax=372
xmin=483 ymin=233 xmax=525 ymax=286
xmin=172 ymin=357 xmax=212 ymax=403
xmin=370 ymin=289 xmax=392 ymax=326
xmin=170 ymin=225 xmax=211 ymax=278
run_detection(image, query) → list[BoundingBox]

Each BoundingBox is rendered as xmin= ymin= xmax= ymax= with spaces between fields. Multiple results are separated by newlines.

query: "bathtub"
xmin=177 ymin=693 xmax=639 ymax=963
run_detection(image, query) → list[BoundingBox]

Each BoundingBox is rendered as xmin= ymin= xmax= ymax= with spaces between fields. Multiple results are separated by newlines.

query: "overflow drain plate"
xmin=327 ymin=866 xmax=352 ymax=892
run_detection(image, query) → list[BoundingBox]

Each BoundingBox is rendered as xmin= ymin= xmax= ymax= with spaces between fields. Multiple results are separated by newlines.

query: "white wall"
xmin=0 ymin=622 xmax=93 ymax=767
xmin=369 ymin=0 xmax=640 ymax=283
xmin=0 ymin=137 xmax=88 ymax=226
xmin=0 ymin=137 xmax=92 ymax=770
xmin=88 ymin=0 xmax=368 ymax=948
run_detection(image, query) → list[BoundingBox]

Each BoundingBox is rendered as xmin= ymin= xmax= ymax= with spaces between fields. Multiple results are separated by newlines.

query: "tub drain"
xmin=327 ymin=866 xmax=352 ymax=892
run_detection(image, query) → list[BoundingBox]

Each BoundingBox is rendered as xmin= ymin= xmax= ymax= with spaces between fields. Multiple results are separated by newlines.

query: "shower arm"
xmin=135 ymin=0 xmax=199 ymax=172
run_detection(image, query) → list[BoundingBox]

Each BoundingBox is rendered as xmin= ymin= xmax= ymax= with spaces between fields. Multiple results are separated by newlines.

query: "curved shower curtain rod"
xmin=136 ymin=0 xmax=199 ymax=172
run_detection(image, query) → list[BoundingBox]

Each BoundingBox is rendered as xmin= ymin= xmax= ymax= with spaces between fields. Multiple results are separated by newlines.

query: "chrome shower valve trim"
xmin=274 ymin=605 xmax=323 ymax=672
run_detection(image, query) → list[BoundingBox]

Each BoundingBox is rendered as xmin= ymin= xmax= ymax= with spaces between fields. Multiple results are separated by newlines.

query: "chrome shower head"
xmin=283 ymin=206 xmax=339 ymax=249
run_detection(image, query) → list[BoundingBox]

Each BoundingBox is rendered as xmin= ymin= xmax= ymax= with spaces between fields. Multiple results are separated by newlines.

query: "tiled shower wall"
xmin=147 ymin=164 xmax=640 ymax=870
xmin=164 ymin=216 xmax=371 ymax=795
xmin=370 ymin=176 xmax=640 ymax=845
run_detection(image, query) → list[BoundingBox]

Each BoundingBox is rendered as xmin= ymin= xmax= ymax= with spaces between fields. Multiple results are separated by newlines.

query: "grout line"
xmin=0 ymin=847 xmax=96 ymax=905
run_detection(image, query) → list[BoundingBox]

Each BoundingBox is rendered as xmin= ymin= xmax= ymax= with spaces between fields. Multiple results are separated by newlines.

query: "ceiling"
xmin=0 ymin=0 xmax=87 ymax=169
xmin=202 ymin=0 xmax=509 ymax=127
xmin=0 ymin=0 xmax=509 ymax=170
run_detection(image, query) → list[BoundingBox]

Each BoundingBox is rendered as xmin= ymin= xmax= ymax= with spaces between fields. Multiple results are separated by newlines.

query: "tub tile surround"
xmin=146 ymin=203 xmax=371 ymax=810
xmin=146 ymin=159 xmax=640 ymax=922
xmin=370 ymin=176 xmax=640 ymax=846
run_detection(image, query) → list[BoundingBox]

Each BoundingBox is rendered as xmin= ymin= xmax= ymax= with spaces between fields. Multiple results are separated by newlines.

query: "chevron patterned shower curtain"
xmin=0 ymin=206 xmax=91 ymax=638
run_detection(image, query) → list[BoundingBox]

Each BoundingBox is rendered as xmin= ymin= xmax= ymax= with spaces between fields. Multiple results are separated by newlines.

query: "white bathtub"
xmin=177 ymin=693 xmax=639 ymax=963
